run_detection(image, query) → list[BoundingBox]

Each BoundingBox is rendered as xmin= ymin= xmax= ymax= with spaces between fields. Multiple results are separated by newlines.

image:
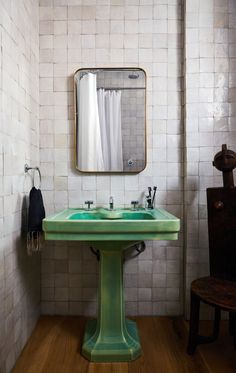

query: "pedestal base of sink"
xmin=82 ymin=318 xmax=141 ymax=362
xmin=81 ymin=241 xmax=141 ymax=362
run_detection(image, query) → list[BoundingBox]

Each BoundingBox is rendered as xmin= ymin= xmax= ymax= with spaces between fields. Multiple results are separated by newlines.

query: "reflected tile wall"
xmin=39 ymin=0 xmax=184 ymax=317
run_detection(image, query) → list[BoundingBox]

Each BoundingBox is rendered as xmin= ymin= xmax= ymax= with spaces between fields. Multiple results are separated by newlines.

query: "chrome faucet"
xmin=109 ymin=196 xmax=114 ymax=210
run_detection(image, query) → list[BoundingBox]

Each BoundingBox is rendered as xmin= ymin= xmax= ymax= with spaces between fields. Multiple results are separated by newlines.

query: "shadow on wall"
xmin=0 ymin=195 xmax=41 ymax=372
xmin=20 ymin=194 xmax=41 ymax=303
xmin=14 ymin=195 xmax=40 ymax=353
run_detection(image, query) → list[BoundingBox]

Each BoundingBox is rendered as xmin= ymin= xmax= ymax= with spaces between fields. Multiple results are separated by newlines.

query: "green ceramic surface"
xmin=43 ymin=207 xmax=180 ymax=362
xmin=69 ymin=212 xmax=101 ymax=220
xmin=43 ymin=207 xmax=180 ymax=241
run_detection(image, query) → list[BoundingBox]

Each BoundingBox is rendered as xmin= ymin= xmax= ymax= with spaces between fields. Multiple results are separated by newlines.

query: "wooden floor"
xmin=188 ymin=320 xmax=236 ymax=373
xmin=13 ymin=316 xmax=236 ymax=373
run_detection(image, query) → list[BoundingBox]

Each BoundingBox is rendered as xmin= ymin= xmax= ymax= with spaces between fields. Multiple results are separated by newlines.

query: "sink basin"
xmin=68 ymin=209 xmax=155 ymax=220
xmin=43 ymin=207 xmax=179 ymax=241
xmin=43 ymin=207 xmax=180 ymax=362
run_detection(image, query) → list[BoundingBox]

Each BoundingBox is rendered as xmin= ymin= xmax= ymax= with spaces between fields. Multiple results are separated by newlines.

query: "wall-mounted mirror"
xmin=74 ymin=67 xmax=146 ymax=173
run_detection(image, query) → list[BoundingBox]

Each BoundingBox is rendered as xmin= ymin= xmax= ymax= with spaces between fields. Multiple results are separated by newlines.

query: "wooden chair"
xmin=187 ymin=187 xmax=236 ymax=354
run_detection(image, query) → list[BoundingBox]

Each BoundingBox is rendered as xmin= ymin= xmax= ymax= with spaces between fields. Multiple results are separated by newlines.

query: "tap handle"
xmin=85 ymin=200 xmax=93 ymax=209
xmin=131 ymin=200 xmax=139 ymax=209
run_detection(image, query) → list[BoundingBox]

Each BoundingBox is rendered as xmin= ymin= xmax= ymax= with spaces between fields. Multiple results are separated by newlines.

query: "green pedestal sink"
xmin=43 ymin=207 xmax=180 ymax=362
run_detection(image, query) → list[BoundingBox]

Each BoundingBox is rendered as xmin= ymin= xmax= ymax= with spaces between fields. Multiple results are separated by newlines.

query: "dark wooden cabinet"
xmin=207 ymin=188 xmax=236 ymax=281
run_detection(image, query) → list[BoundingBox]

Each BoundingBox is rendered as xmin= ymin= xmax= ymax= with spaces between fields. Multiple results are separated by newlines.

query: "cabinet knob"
xmin=214 ymin=201 xmax=224 ymax=210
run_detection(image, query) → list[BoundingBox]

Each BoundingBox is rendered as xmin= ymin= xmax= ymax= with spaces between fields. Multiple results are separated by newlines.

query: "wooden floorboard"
xmin=176 ymin=318 xmax=236 ymax=373
xmin=12 ymin=316 xmax=236 ymax=373
xmin=197 ymin=321 xmax=236 ymax=373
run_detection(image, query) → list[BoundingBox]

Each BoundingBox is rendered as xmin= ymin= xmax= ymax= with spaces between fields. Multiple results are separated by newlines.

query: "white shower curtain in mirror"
xmin=77 ymin=73 xmax=104 ymax=171
xmin=97 ymin=89 xmax=123 ymax=171
xmin=97 ymin=89 xmax=110 ymax=171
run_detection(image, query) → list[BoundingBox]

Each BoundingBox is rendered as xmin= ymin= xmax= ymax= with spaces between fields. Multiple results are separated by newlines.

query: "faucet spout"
xmin=109 ymin=196 xmax=114 ymax=210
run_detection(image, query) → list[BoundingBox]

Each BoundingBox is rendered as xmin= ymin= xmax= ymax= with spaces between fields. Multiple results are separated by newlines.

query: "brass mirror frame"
xmin=73 ymin=67 xmax=147 ymax=174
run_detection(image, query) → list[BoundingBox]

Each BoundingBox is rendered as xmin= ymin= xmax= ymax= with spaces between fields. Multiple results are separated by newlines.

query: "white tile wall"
xmin=39 ymin=0 xmax=184 ymax=317
xmin=184 ymin=0 xmax=236 ymax=316
xmin=0 ymin=1 xmax=40 ymax=372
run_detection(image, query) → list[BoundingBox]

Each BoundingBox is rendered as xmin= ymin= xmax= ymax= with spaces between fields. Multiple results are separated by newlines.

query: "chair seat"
xmin=191 ymin=276 xmax=236 ymax=311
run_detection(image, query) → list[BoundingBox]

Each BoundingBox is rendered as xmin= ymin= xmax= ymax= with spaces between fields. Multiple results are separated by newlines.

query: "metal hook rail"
xmin=24 ymin=164 xmax=41 ymax=188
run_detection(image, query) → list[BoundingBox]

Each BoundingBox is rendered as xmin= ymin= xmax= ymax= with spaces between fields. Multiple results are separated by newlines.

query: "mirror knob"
xmin=128 ymin=159 xmax=135 ymax=167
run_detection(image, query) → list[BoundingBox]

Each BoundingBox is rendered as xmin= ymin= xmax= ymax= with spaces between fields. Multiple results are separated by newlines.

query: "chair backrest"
xmin=207 ymin=187 xmax=236 ymax=281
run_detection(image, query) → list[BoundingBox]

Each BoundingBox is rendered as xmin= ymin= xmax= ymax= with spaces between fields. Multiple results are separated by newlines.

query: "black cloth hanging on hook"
xmin=28 ymin=186 xmax=45 ymax=237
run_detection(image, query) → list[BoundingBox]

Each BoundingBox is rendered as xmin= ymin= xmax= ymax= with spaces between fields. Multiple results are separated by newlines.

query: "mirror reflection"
xmin=74 ymin=68 xmax=146 ymax=173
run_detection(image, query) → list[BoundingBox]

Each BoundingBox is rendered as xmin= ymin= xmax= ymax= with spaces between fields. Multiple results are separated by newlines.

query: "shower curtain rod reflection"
xmin=97 ymin=87 xmax=145 ymax=90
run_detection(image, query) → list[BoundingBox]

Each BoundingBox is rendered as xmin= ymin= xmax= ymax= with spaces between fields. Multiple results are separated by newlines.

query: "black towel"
xmin=28 ymin=187 xmax=45 ymax=233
